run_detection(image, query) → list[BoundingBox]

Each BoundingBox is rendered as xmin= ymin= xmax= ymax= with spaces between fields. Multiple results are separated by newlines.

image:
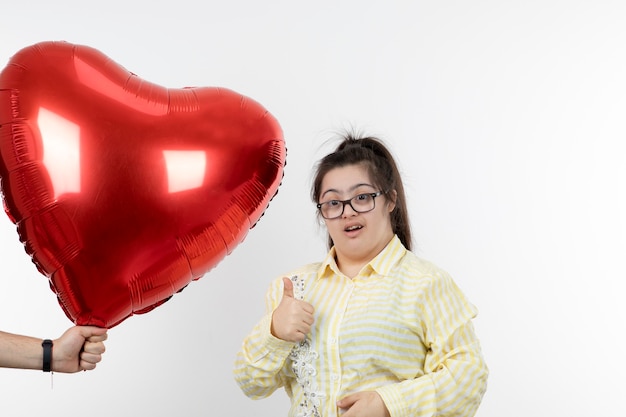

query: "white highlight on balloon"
xmin=38 ymin=107 xmax=81 ymax=199
xmin=162 ymin=150 xmax=207 ymax=193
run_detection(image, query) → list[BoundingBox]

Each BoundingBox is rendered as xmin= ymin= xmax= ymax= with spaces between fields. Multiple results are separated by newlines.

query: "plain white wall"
xmin=1 ymin=1 xmax=625 ymax=415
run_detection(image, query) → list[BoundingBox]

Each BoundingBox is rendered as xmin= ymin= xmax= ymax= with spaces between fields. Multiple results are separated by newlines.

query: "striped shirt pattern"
xmin=234 ymin=235 xmax=488 ymax=416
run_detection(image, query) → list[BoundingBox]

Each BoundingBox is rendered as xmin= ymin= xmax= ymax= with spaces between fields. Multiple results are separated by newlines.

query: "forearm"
xmin=234 ymin=314 xmax=295 ymax=398
xmin=0 ymin=331 xmax=44 ymax=370
xmin=376 ymin=322 xmax=488 ymax=417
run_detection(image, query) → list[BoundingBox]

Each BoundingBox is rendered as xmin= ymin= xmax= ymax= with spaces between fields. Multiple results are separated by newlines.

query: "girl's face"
xmin=318 ymin=164 xmax=395 ymax=270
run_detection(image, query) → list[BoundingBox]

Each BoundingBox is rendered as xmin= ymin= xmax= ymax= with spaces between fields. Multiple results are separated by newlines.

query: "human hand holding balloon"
xmin=53 ymin=326 xmax=108 ymax=372
xmin=271 ymin=277 xmax=315 ymax=342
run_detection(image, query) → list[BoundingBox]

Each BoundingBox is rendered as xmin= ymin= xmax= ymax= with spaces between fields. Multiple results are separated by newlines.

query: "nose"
xmin=341 ymin=200 xmax=358 ymax=217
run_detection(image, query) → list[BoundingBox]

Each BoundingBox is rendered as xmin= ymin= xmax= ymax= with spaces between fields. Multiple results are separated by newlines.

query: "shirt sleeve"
xmin=375 ymin=272 xmax=489 ymax=417
xmin=233 ymin=279 xmax=297 ymax=399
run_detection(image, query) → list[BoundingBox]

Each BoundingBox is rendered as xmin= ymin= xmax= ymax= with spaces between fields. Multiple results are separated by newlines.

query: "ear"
xmin=386 ymin=190 xmax=397 ymax=212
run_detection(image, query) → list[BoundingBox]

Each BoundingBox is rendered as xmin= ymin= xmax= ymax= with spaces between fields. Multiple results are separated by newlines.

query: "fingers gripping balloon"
xmin=0 ymin=41 xmax=286 ymax=328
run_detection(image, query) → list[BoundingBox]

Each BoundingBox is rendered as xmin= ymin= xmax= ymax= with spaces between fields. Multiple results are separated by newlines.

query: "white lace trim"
xmin=288 ymin=275 xmax=325 ymax=417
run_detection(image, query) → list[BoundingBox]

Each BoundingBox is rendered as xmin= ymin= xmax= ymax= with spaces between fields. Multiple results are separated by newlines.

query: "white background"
xmin=1 ymin=1 xmax=625 ymax=416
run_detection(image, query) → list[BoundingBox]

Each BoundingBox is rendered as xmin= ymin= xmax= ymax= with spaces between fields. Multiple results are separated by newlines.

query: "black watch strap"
xmin=42 ymin=339 xmax=53 ymax=372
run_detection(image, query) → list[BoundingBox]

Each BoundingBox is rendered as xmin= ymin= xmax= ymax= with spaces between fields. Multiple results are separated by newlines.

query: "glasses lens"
xmin=321 ymin=201 xmax=341 ymax=218
xmin=351 ymin=193 xmax=374 ymax=211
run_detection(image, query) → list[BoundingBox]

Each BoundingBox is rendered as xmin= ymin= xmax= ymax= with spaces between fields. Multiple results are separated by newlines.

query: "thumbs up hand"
xmin=271 ymin=277 xmax=315 ymax=342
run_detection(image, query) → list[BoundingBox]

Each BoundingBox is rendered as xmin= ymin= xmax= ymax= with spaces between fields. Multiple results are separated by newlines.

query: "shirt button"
xmin=329 ymin=337 xmax=337 ymax=344
xmin=331 ymin=374 xmax=339 ymax=381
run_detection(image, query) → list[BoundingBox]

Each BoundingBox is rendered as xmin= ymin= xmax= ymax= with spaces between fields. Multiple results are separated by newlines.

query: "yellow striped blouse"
xmin=234 ymin=235 xmax=488 ymax=417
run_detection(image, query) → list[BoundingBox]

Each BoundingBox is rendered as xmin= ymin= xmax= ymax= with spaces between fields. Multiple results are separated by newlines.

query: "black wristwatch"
xmin=42 ymin=339 xmax=53 ymax=372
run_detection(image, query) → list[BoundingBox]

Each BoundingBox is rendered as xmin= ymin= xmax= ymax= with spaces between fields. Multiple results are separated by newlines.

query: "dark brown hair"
xmin=311 ymin=131 xmax=412 ymax=251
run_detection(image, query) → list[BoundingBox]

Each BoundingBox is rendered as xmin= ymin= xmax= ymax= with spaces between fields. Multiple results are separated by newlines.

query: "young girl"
xmin=234 ymin=132 xmax=488 ymax=417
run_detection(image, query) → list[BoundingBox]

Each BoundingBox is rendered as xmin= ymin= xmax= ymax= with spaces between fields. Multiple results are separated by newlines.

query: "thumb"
xmin=337 ymin=393 xmax=359 ymax=409
xmin=282 ymin=277 xmax=295 ymax=299
xmin=77 ymin=326 xmax=108 ymax=341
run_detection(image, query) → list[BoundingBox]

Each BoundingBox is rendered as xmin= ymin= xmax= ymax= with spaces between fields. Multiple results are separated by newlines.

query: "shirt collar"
xmin=316 ymin=235 xmax=406 ymax=280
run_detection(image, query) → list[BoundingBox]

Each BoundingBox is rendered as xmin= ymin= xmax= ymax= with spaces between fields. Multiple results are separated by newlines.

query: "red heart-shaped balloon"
xmin=0 ymin=41 xmax=285 ymax=328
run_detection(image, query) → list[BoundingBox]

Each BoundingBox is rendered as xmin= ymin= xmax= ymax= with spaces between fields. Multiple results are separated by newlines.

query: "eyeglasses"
xmin=316 ymin=191 xmax=384 ymax=219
